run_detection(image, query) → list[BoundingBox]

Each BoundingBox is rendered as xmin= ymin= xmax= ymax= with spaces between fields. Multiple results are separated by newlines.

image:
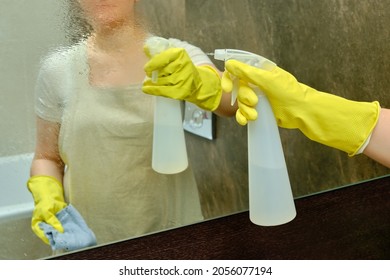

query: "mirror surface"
xmin=1 ymin=0 xmax=389 ymax=259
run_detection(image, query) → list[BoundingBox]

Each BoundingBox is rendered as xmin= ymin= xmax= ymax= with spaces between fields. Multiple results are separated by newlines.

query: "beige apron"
xmin=58 ymin=43 xmax=203 ymax=245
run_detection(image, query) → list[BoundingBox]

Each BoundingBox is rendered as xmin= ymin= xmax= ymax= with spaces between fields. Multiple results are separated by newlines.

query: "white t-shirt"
xmin=34 ymin=37 xmax=213 ymax=123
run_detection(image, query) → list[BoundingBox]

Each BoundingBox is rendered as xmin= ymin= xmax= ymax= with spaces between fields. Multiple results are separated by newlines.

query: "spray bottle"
xmin=211 ymin=49 xmax=296 ymax=226
xmin=145 ymin=37 xmax=188 ymax=174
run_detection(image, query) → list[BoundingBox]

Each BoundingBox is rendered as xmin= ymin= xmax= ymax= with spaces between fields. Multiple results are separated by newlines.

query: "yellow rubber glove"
xmin=143 ymin=47 xmax=222 ymax=111
xmin=223 ymin=59 xmax=380 ymax=156
xmin=27 ymin=175 xmax=67 ymax=244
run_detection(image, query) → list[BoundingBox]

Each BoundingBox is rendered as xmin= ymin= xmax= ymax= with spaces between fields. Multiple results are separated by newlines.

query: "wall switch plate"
xmin=183 ymin=101 xmax=215 ymax=140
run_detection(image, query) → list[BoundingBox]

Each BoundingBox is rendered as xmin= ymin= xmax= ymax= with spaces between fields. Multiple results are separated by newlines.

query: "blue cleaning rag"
xmin=39 ymin=204 xmax=97 ymax=252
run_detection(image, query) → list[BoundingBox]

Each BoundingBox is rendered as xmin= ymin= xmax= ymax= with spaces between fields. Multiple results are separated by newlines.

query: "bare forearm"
xmin=30 ymin=158 xmax=64 ymax=183
xmin=214 ymin=92 xmax=237 ymax=117
xmin=31 ymin=117 xmax=65 ymax=182
xmin=363 ymin=108 xmax=390 ymax=168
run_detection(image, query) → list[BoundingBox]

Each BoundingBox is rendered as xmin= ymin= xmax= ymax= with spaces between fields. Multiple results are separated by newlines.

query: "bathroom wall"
xmin=182 ymin=0 xmax=390 ymax=199
xmin=142 ymin=0 xmax=390 ymax=216
xmin=0 ymin=0 xmax=66 ymax=157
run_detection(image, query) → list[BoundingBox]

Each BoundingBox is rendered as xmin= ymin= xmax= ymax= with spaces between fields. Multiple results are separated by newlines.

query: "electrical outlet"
xmin=183 ymin=101 xmax=215 ymax=140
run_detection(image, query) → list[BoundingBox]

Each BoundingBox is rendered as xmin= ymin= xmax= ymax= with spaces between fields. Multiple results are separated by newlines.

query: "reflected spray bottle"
xmin=144 ymin=37 xmax=188 ymax=174
xmin=212 ymin=49 xmax=296 ymax=226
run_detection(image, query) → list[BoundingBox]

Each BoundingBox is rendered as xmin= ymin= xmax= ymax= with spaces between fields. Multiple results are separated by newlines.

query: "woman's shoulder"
xmin=39 ymin=40 xmax=87 ymax=73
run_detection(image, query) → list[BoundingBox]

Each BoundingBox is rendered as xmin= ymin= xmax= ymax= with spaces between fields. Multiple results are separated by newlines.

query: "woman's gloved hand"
xmin=222 ymin=59 xmax=380 ymax=156
xmin=27 ymin=175 xmax=67 ymax=244
xmin=143 ymin=47 xmax=222 ymax=111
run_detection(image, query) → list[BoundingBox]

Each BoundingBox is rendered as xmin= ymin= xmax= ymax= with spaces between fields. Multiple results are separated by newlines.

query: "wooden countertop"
xmin=53 ymin=175 xmax=390 ymax=260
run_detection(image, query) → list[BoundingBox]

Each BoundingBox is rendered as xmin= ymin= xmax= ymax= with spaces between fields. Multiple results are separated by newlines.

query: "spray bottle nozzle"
xmin=207 ymin=49 xmax=276 ymax=105
xmin=208 ymin=49 xmax=276 ymax=67
xmin=145 ymin=36 xmax=174 ymax=83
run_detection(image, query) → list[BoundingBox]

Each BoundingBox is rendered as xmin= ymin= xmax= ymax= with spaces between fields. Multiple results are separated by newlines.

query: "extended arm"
xmin=223 ymin=60 xmax=390 ymax=168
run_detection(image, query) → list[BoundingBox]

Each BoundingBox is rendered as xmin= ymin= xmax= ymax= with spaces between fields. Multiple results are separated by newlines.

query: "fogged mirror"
xmin=1 ymin=0 xmax=389 ymax=259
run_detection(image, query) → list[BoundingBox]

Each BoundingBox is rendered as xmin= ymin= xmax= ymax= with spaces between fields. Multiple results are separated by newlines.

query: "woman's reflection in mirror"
xmin=28 ymin=0 xmax=236 ymax=250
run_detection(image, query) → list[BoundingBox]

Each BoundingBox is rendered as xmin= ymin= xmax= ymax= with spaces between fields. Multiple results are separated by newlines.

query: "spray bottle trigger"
xmin=231 ymin=75 xmax=240 ymax=106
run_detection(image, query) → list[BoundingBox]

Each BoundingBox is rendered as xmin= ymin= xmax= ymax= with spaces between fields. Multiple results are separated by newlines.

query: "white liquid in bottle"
xmin=152 ymin=97 xmax=188 ymax=174
xmin=248 ymin=90 xmax=296 ymax=226
xmin=145 ymin=36 xmax=188 ymax=174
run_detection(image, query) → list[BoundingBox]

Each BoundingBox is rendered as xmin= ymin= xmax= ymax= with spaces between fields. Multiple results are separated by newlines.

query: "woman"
xmin=28 ymin=0 xmax=235 ymax=247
